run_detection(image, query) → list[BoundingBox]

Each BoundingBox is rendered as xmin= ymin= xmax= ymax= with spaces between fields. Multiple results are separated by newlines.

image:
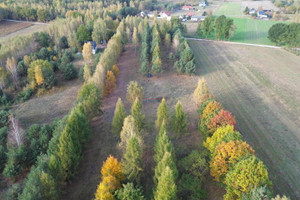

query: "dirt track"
xmin=190 ymin=40 xmax=300 ymax=199
xmin=62 ymin=44 xmax=225 ymax=200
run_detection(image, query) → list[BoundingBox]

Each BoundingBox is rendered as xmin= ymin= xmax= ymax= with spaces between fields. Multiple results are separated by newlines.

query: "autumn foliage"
xmin=95 ymin=155 xmax=124 ymax=200
xmin=104 ymin=71 xmax=116 ymax=96
xmin=196 ymin=79 xmax=273 ymax=200
xmin=207 ymin=110 xmax=236 ymax=134
xmin=210 ymin=140 xmax=254 ymax=182
xmin=112 ymin=64 xmax=120 ymax=76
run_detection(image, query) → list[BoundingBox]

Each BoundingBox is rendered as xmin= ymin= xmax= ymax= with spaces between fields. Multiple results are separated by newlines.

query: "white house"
xmin=199 ymin=1 xmax=207 ymax=7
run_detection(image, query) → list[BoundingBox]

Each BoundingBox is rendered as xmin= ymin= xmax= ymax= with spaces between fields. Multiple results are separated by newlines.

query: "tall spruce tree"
xmin=154 ymin=166 xmax=177 ymax=200
xmin=112 ymin=98 xmax=127 ymax=134
xmin=154 ymin=151 xmax=178 ymax=185
xmin=153 ymin=129 xmax=175 ymax=164
xmin=122 ymin=136 xmax=143 ymax=184
xmin=131 ymin=97 xmax=145 ymax=131
xmin=155 ymin=98 xmax=169 ymax=130
xmin=171 ymin=101 xmax=187 ymax=137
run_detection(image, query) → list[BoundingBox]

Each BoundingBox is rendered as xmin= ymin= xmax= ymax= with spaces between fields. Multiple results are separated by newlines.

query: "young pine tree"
xmin=111 ymin=98 xmax=127 ymax=134
xmin=193 ymin=78 xmax=210 ymax=107
xmin=119 ymin=115 xmax=141 ymax=151
xmin=104 ymin=71 xmax=116 ymax=96
xmin=171 ymin=101 xmax=187 ymax=137
xmin=131 ymin=97 xmax=145 ymax=131
xmin=155 ymin=98 xmax=169 ymax=130
xmin=122 ymin=136 xmax=143 ymax=184
xmin=154 ymin=166 xmax=177 ymax=200
xmin=126 ymin=81 xmax=143 ymax=104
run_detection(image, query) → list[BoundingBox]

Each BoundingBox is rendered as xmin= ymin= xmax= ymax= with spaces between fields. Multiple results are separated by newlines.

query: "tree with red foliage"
xmin=207 ymin=110 xmax=236 ymax=134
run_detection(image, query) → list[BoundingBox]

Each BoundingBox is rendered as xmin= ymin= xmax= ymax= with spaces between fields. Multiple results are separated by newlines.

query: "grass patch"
xmin=214 ymin=2 xmax=242 ymax=17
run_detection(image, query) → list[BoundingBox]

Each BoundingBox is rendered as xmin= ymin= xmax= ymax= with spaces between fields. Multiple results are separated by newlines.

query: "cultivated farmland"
xmin=189 ymin=40 xmax=300 ymax=199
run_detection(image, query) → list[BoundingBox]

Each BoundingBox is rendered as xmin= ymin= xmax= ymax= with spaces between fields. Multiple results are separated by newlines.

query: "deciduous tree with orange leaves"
xmin=199 ymin=101 xmax=222 ymax=137
xmin=104 ymin=71 xmax=116 ymax=96
xmin=210 ymin=140 xmax=254 ymax=182
xmin=207 ymin=110 xmax=236 ymax=134
xmin=204 ymin=125 xmax=242 ymax=154
xmin=95 ymin=155 xmax=124 ymax=200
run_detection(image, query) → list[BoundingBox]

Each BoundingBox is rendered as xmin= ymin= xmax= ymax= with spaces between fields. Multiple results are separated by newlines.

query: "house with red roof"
xmin=182 ymin=6 xmax=193 ymax=10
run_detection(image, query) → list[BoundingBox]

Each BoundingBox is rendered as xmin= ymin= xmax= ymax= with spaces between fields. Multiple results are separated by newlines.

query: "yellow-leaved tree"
xmin=82 ymin=42 xmax=93 ymax=65
xmin=224 ymin=155 xmax=272 ymax=200
xmin=204 ymin=125 xmax=242 ymax=154
xmin=210 ymin=140 xmax=254 ymax=182
xmin=94 ymin=155 xmax=124 ymax=200
xmin=193 ymin=78 xmax=210 ymax=107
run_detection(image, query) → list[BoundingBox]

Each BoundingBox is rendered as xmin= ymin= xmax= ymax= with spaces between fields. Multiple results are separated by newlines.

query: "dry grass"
xmin=189 ymin=40 xmax=300 ymax=199
xmin=0 ymin=20 xmax=33 ymax=37
xmin=61 ymin=44 xmax=225 ymax=200
xmin=13 ymin=58 xmax=84 ymax=129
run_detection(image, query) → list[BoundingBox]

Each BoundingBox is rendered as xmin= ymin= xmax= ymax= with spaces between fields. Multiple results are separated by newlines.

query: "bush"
xmin=60 ymin=36 xmax=69 ymax=49
xmin=0 ymin=126 xmax=8 ymax=145
xmin=17 ymin=61 xmax=27 ymax=76
xmin=78 ymin=65 xmax=85 ymax=81
xmin=61 ymin=63 xmax=77 ymax=80
xmin=0 ymin=109 xmax=9 ymax=127
xmin=178 ymin=150 xmax=209 ymax=184
xmin=0 ymin=145 xmax=7 ymax=170
xmin=17 ymin=88 xmax=34 ymax=102
xmin=6 ymin=183 xmax=22 ymax=200
xmin=178 ymin=173 xmax=207 ymax=200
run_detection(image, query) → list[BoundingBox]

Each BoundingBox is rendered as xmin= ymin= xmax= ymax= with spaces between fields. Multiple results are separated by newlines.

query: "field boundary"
xmin=186 ymin=37 xmax=281 ymax=49
xmin=3 ymin=19 xmax=48 ymax=25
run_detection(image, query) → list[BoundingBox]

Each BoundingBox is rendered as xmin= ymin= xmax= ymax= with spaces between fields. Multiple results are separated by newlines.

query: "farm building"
xmin=182 ymin=6 xmax=193 ymax=10
xmin=159 ymin=11 xmax=171 ymax=20
xmin=249 ymin=8 xmax=257 ymax=15
xmin=257 ymin=11 xmax=268 ymax=19
xmin=191 ymin=15 xmax=206 ymax=22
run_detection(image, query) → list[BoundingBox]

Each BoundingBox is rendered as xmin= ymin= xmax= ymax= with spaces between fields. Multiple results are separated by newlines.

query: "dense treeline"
xmin=1 ymin=17 xmax=137 ymax=199
xmin=197 ymin=15 xmax=236 ymax=40
xmin=193 ymin=79 xmax=290 ymax=200
xmin=268 ymin=23 xmax=300 ymax=47
xmin=138 ymin=18 xmax=196 ymax=76
xmin=0 ymin=0 xmax=151 ymax=22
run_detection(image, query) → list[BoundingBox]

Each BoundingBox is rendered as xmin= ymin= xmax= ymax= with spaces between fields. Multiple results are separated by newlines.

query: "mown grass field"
xmin=229 ymin=17 xmax=282 ymax=45
xmin=214 ymin=2 xmax=242 ymax=17
xmin=189 ymin=40 xmax=300 ymax=199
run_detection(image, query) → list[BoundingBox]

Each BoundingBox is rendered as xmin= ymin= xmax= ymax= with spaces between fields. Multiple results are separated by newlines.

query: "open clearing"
xmin=61 ymin=44 xmax=225 ymax=200
xmin=0 ymin=20 xmax=33 ymax=37
xmin=189 ymin=40 xmax=300 ymax=199
xmin=0 ymin=20 xmax=46 ymax=41
xmin=13 ymin=59 xmax=84 ymax=129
